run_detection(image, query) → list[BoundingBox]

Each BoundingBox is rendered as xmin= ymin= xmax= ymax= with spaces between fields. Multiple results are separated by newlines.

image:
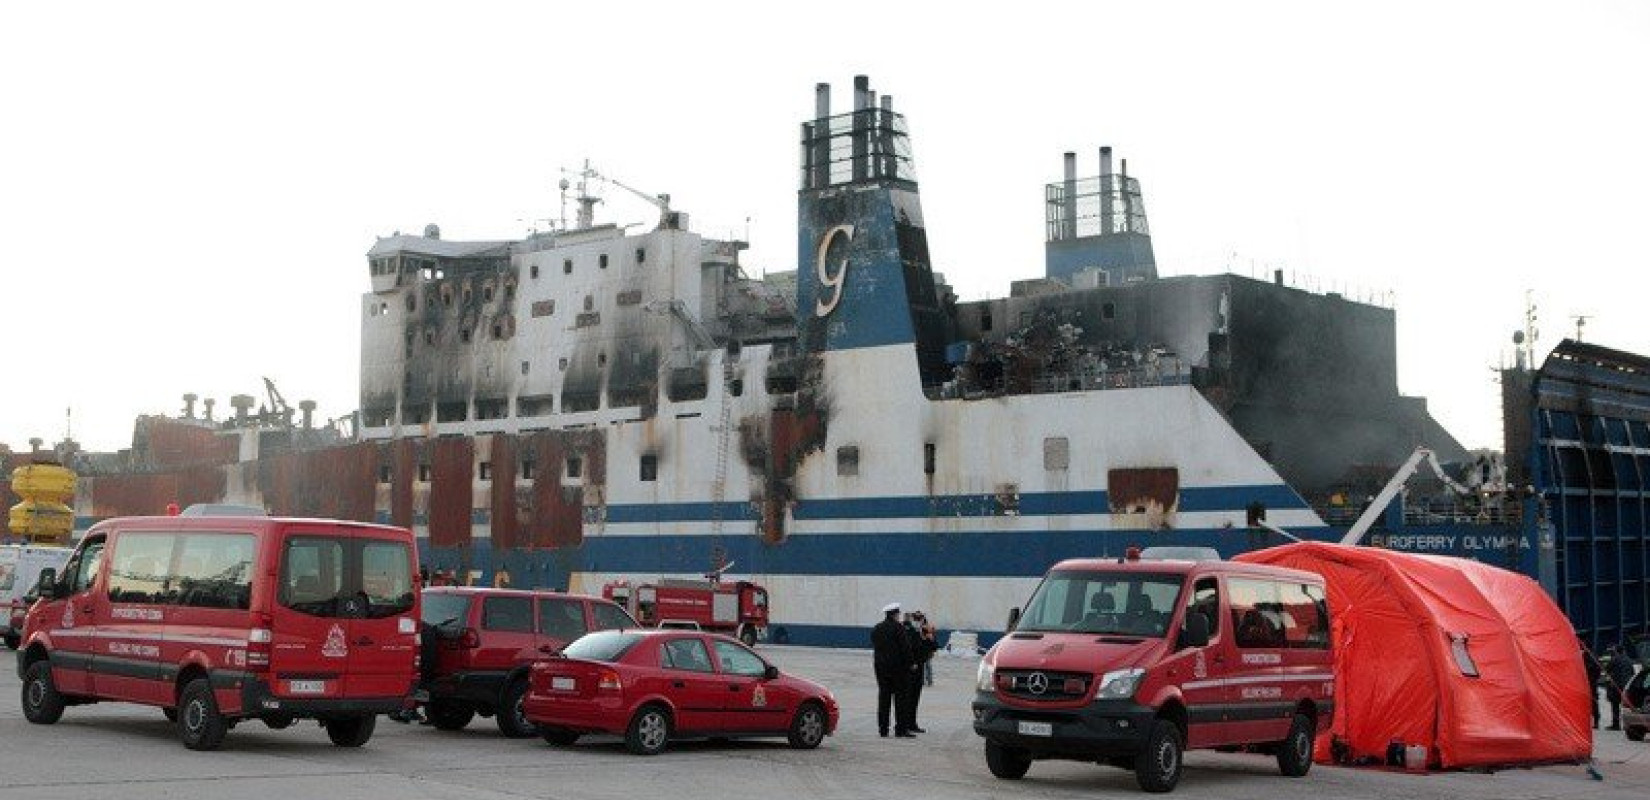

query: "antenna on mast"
xmin=1570 ymin=314 xmax=1591 ymax=343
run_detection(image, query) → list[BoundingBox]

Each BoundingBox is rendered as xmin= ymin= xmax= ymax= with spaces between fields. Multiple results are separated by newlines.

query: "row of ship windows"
xmin=526 ymin=247 xmax=646 ymax=279
xmin=378 ymin=438 xmax=1075 ymax=486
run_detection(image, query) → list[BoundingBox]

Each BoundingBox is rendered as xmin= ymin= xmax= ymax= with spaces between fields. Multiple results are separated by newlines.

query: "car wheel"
xmin=1628 ymin=726 xmax=1647 ymax=742
xmin=178 ymin=678 xmax=229 ymax=751
xmin=541 ymin=727 xmax=580 ymax=746
xmin=1278 ymin=712 xmax=1315 ymax=776
xmin=496 ymin=679 xmax=538 ymax=738
xmin=21 ymin=661 xmax=65 ymax=725
xmin=984 ymin=739 xmax=1032 ymax=780
xmin=1135 ymin=718 xmax=1184 ymax=793
xmin=324 ymin=714 xmax=377 ymax=747
xmin=428 ymin=700 xmax=476 ymax=731
xmin=625 ymin=705 xmax=671 ymax=755
xmin=787 ymin=702 xmax=827 ymax=749
xmin=739 ymin=627 xmax=757 ymax=647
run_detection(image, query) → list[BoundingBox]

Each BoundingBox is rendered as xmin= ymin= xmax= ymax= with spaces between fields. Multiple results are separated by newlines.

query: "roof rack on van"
xmin=1139 ymin=546 xmax=1222 ymax=562
xmin=179 ymin=503 xmax=268 ymax=517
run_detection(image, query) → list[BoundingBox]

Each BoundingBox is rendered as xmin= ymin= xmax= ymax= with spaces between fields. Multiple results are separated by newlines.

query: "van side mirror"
xmin=34 ymin=568 xmax=58 ymax=600
xmin=763 ymin=665 xmax=779 ymax=680
xmin=1178 ymin=612 xmax=1211 ymax=650
xmin=1006 ymin=607 xmax=1021 ymax=632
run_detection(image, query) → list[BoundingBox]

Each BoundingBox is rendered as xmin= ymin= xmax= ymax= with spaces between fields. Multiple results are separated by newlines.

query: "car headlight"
xmin=1096 ymin=668 xmax=1145 ymax=699
xmin=976 ymin=659 xmax=996 ymax=693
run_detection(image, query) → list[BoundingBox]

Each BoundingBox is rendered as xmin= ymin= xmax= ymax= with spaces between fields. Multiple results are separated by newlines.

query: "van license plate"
xmin=551 ymin=677 xmax=576 ymax=691
xmin=1017 ymin=721 xmax=1053 ymax=737
xmin=288 ymin=680 xmax=326 ymax=695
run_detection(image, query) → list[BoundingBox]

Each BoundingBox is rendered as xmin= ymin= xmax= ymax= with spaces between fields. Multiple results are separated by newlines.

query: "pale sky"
xmin=2 ymin=1 xmax=1646 ymax=455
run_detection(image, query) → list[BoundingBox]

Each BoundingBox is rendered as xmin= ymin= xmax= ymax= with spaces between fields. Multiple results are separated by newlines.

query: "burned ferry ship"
xmin=31 ymin=76 xmax=1606 ymax=647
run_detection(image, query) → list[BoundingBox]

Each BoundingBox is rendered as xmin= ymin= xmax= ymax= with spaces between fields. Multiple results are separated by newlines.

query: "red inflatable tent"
xmin=1236 ymin=542 xmax=1591 ymax=769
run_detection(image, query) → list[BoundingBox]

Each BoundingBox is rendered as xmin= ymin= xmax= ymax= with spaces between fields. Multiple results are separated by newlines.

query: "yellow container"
xmin=8 ymin=464 xmax=78 ymax=544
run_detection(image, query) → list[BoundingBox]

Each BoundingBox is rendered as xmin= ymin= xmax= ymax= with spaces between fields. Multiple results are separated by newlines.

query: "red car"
xmin=524 ymin=629 xmax=838 ymax=754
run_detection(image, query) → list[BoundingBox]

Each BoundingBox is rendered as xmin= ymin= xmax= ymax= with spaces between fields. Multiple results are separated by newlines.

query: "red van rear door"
xmin=269 ymin=529 xmax=416 ymax=701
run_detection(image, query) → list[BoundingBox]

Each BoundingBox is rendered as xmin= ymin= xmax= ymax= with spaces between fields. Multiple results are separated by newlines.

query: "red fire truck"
xmin=601 ymin=578 xmax=769 ymax=646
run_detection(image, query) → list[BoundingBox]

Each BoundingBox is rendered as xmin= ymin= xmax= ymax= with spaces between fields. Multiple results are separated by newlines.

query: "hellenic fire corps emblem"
xmin=752 ymin=684 xmax=767 ymax=708
xmin=322 ymin=624 xmax=349 ymax=658
xmin=61 ymin=602 xmax=75 ymax=630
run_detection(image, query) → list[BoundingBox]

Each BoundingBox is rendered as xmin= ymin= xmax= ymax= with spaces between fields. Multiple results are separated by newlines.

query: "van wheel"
xmin=496 ymin=679 xmax=537 ymax=738
xmin=625 ymin=705 xmax=671 ymax=755
xmin=178 ymin=678 xmax=229 ymax=751
xmin=428 ymin=700 xmax=475 ymax=731
xmin=1135 ymin=718 xmax=1183 ymax=793
xmin=1278 ymin=712 xmax=1315 ymax=777
xmin=325 ymin=714 xmax=377 ymax=747
xmin=21 ymin=661 xmax=65 ymax=725
xmin=985 ymin=740 xmax=1032 ymax=780
xmin=541 ymin=727 xmax=580 ymax=746
xmin=739 ymin=627 xmax=757 ymax=647
xmin=788 ymin=702 xmax=827 ymax=749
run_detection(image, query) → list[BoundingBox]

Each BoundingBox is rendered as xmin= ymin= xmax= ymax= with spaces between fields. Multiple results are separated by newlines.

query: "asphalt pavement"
xmin=1 ymin=645 xmax=1645 ymax=799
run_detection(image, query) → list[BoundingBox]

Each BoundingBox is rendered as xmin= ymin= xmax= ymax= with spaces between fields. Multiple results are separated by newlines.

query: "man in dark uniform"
xmin=1606 ymin=643 xmax=1636 ymax=730
xmin=1583 ymin=644 xmax=1603 ymax=729
xmin=872 ymin=602 xmax=916 ymax=737
xmin=902 ymin=611 xmax=939 ymax=734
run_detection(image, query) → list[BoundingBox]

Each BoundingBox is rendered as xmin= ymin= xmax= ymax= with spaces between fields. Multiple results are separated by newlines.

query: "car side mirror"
xmin=34 ymin=568 xmax=58 ymax=600
xmin=763 ymin=665 xmax=779 ymax=680
xmin=1006 ymin=607 xmax=1021 ymax=632
xmin=1178 ymin=612 xmax=1211 ymax=650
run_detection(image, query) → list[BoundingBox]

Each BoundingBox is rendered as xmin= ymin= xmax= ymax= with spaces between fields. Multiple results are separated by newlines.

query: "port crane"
xmin=1338 ymin=447 xmax=1473 ymax=546
xmin=562 ymin=161 xmax=674 ymax=229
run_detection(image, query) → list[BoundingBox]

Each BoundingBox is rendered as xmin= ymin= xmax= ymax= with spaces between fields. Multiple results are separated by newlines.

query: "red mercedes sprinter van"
xmin=16 ymin=510 xmax=420 ymax=750
xmin=973 ymin=550 xmax=1333 ymax=792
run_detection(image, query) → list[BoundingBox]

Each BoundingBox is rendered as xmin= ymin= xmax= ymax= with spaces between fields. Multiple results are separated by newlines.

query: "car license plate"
xmin=1017 ymin=721 xmax=1053 ymax=737
xmin=288 ymin=680 xmax=326 ymax=695
xmin=551 ymin=676 xmax=576 ymax=691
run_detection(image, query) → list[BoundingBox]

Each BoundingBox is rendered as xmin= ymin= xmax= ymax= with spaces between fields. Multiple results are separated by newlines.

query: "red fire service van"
xmin=602 ymin=579 xmax=768 ymax=646
xmin=15 ymin=509 xmax=420 ymax=750
xmin=973 ymin=549 xmax=1333 ymax=793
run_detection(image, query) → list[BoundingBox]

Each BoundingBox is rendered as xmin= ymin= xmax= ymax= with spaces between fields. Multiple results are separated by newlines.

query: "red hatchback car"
xmin=524 ymin=629 xmax=838 ymax=754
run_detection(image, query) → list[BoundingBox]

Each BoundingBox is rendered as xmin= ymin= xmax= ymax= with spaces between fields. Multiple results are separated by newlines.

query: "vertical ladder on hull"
xmin=709 ymin=353 xmax=737 ymax=553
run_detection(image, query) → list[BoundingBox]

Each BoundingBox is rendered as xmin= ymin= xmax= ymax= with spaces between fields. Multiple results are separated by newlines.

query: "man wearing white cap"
xmin=871 ymin=601 xmax=917 ymax=737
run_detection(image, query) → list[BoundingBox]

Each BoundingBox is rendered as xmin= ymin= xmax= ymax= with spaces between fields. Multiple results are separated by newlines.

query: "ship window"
xmin=418 ymin=464 xmax=431 ymax=482
xmin=505 ymin=283 xmax=515 ymax=300
xmin=981 ymin=308 xmax=993 ymax=332
xmin=837 ymin=446 xmax=859 ymax=477
xmin=566 ymin=457 xmax=583 ymax=479
xmin=479 ymin=462 xmax=492 ymax=481
xmin=521 ymin=361 xmax=530 ymax=375
xmin=530 ymin=264 xmax=540 ymax=279
xmin=599 ymin=253 xmax=609 ymax=269
xmin=443 ymin=289 xmax=453 ymax=309
xmin=635 ymin=248 xmax=645 ymax=264
xmin=521 ymin=458 xmax=536 ymax=481
xmin=1102 ymin=303 xmax=1115 ymax=320
xmin=598 ymin=353 xmax=607 ymax=367
xmin=406 ymin=295 xmax=416 ymax=312
xmin=1044 ymin=437 xmax=1070 ymax=470
xmin=378 ymin=465 xmax=391 ymax=483
xmin=462 ymin=288 xmax=472 ymax=305
xmin=584 ymin=295 xmax=595 ymax=312
xmin=923 ymin=442 xmax=936 ymax=475
xmin=492 ymin=323 xmax=503 ymax=340
xmin=460 ymin=329 xmax=472 ymax=343
xmin=563 ymin=259 xmax=572 ymax=275
xmin=729 ymin=378 xmax=744 ymax=397
xmin=424 ymin=330 xmax=435 ymax=345
xmin=484 ymin=285 xmax=494 ymax=302
xmin=1018 ymin=311 xmax=1031 ymax=327
xmin=558 ymin=357 xmax=569 ymax=371
xmin=640 ymin=454 xmax=657 ymax=482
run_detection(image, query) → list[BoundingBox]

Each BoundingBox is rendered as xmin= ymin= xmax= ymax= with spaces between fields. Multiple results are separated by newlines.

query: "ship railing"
xmin=1312 ymin=498 xmax=1524 ymax=528
xmin=938 ymin=365 xmax=1192 ymax=399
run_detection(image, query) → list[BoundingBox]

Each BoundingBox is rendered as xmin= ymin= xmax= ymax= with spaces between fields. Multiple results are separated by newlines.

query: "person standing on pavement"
xmin=1583 ymin=644 xmax=1603 ymax=729
xmin=872 ymin=602 xmax=916 ymax=737
xmin=902 ymin=611 xmax=939 ymax=734
xmin=1605 ymin=642 xmax=1636 ymax=730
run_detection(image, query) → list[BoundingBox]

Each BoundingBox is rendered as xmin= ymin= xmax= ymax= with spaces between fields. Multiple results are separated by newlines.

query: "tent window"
xmin=1449 ymin=633 xmax=1480 ymax=678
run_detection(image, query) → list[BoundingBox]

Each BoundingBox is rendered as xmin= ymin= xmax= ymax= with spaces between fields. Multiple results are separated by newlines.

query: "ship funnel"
xmin=1062 ymin=152 xmax=1079 ymax=240
xmin=230 ymin=394 xmax=255 ymax=424
xmin=299 ymin=400 xmax=316 ymax=430
xmin=203 ymin=397 xmax=216 ymax=422
xmin=183 ymin=393 xmax=198 ymax=419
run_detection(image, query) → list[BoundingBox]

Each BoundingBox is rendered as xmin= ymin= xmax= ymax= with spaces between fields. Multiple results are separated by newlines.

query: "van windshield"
xmin=279 ymin=535 xmax=414 ymax=619
xmin=1018 ymin=570 xmax=1185 ymax=638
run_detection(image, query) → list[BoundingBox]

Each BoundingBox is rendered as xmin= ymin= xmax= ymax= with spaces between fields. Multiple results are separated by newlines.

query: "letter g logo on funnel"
xmin=814 ymin=224 xmax=854 ymax=317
